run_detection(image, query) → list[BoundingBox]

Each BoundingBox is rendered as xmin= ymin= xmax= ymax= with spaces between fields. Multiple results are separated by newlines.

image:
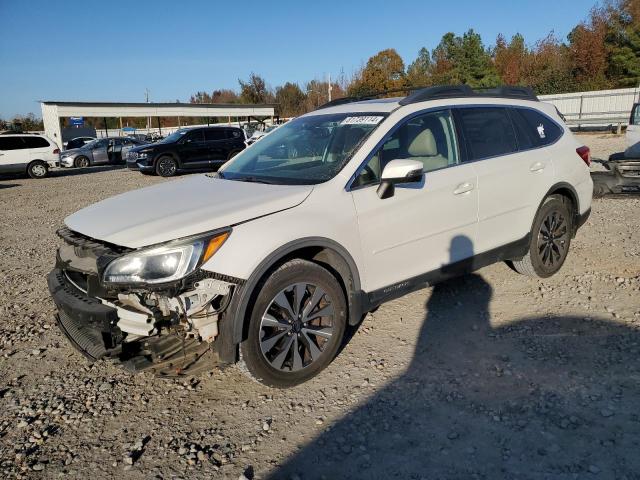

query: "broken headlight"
xmin=102 ymin=231 xmax=229 ymax=285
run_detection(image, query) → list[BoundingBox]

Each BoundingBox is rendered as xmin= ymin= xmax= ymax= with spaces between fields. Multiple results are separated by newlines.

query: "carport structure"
xmin=40 ymin=101 xmax=277 ymax=148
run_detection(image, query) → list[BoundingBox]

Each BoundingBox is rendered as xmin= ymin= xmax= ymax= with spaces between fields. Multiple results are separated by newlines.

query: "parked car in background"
xmin=127 ymin=126 xmax=246 ymax=176
xmin=246 ymin=125 xmax=280 ymax=145
xmin=60 ymin=137 xmax=147 ymax=168
xmin=120 ymin=137 xmax=151 ymax=163
xmin=65 ymin=136 xmax=96 ymax=150
xmin=0 ymin=133 xmax=59 ymax=178
xmin=48 ymin=85 xmax=592 ymax=387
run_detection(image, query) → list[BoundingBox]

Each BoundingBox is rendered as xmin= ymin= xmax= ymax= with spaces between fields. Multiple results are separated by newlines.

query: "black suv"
xmin=126 ymin=126 xmax=246 ymax=177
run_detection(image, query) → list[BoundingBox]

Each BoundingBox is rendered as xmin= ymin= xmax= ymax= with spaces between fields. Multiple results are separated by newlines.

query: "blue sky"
xmin=0 ymin=0 xmax=597 ymax=118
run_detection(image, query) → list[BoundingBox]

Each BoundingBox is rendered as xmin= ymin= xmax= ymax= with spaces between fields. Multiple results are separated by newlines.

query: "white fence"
xmin=540 ymin=87 xmax=640 ymax=129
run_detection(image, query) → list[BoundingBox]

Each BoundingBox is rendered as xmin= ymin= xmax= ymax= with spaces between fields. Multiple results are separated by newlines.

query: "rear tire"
xmin=155 ymin=156 xmax=177 ymax=177
xmin=509 ymin=195 xmax=573 ymax=278
xmin=27 ymin=161 xmax=48 ymax=179
xmin=239 ymin=259 xmax=347 ymax=388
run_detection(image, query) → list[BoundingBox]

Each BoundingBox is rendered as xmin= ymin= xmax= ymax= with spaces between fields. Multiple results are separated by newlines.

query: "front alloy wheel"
xmin=240 ymin=259 xmax=347 ymax=388
xmin=156 ymin=156 xmax=177 ymax=177
xmin=259 ymin=282 xmax=335 ymax=372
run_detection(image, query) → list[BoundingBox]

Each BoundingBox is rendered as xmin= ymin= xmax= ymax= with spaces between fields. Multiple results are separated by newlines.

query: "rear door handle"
xmin=530 ymin=161 xmax=546 ymax=172
xmin=453 ymin=182 xmax=474 ymax=195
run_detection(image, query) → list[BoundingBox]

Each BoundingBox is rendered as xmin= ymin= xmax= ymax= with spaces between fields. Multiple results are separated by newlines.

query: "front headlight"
xmin=102 ymin=231 xmax=229 ymax=285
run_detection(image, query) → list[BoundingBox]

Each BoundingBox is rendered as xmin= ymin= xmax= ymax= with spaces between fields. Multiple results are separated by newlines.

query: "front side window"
xmin=220 ymin=113 xmax=384 ymax=185
xmin=185 ymin=130 xmax=205 ymax=143
xmin=353 ymin=109 xmax=459 ymax=188
xmin=457 ymin=107 xmax=517 ymax=160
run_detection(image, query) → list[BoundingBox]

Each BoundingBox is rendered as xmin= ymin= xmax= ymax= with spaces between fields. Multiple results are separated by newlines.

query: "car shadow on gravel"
xmin=49 ymin=165 xmax=126 ymax=178
xmin=273 ymin=242 xmax=640 ymax=479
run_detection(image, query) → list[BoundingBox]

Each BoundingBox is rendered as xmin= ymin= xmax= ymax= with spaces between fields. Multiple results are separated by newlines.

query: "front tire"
xmin=239 ymin=259 xmax=347 ymax=388
xmin=75 ymin=156 xmax=90 ymax=168
xmin=27 ymin=161 xmax=48 ymax=179
xmin=155 ymin=156 xmax=177 ymax=177
xmin=509 ymin=195 xmax=573 ymax=278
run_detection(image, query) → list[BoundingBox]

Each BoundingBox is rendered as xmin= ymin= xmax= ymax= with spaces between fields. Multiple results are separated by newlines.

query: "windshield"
xmin=220 ymin=113 xmax=385 ymax=185
xmin=160 ymin=130 xmax=188 ymax=143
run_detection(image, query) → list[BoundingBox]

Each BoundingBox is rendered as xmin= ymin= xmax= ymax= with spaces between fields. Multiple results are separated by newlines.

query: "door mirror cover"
xmin=377 ymin=159 xmax=424 ymax=199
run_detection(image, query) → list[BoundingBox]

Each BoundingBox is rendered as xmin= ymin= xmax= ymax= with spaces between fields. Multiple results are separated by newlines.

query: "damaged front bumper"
xmin=48 ymin=228 xmax=239 ymax=376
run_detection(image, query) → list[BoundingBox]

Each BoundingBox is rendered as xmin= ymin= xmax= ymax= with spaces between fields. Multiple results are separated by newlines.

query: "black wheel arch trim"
xmin=541 ymin=182 xmax=584 ymax=236
xmin=227 ymin=237 xmax=363 ymax=347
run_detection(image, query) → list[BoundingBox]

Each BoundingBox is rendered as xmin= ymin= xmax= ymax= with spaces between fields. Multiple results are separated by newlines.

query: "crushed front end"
xmin=48 ymin=227 xmax=239 ymax=376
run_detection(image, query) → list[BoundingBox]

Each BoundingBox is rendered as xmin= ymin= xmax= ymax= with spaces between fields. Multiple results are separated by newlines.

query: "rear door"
xmin=204 ymin=128 xmax=229 ymax=165
xmin=179 ymin=129 xmax=209 ymax=168
xmin=0 ymin=136 xmax=28 ymax=172
xmin=461 ymin=106 xmax=559 ymax=254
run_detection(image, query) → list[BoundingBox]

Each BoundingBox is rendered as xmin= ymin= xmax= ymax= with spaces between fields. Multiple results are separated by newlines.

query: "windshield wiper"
xmin=235 ymin=176 xmax=276 ymax=184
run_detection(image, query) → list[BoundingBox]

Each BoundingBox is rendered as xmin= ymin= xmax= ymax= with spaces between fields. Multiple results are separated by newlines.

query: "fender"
xmin=226 ymin=237 xmax=363 ymax=346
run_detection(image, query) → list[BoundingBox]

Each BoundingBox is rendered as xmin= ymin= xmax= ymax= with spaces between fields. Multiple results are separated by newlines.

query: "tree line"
xmin=190 ymin=0 xmax=640 ymax=117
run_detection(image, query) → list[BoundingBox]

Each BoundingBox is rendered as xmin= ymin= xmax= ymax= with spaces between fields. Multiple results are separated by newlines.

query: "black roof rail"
xmin=316 ymin=84 xmax=539 ymax=111
xmin=399 ymin=84 xmax=538 ymax=105
xmin=316 ymin=86 xmax=432 ymax=110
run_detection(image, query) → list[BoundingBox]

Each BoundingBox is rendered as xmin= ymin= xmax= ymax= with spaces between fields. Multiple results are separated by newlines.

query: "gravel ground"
xmin=0 ymin=134 xmax=638 ymax=479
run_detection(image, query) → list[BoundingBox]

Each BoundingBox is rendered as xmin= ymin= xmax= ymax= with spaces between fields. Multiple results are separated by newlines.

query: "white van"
xmin=48 ymin=85 xmax=593 ymax=387
xmin=0 ymin=134 xmax=60 ymax=178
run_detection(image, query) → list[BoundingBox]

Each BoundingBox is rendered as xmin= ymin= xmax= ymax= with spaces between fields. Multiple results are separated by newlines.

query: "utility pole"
xmin=328 ymin=73 xmax=332 ymax=102
xmin=145 ymin=88 xmax=150 ymax=131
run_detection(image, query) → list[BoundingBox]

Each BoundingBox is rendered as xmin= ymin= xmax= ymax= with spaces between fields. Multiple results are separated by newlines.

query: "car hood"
xmin=64 ymin=175 xmax=313 ymax=248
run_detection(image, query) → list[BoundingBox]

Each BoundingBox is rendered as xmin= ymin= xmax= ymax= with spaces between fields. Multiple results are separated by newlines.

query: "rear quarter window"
xmin=511 ymin=108 xmax=563 ymax=148
xmin=22 ymin=136 xmax=51 ymax=148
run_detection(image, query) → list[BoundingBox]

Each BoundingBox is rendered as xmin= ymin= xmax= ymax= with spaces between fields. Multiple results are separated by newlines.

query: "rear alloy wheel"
xmin=156 ymin=156 xmax=177 ymax=177
xmin=75 ymin=156 xmax=90 ymax=168
xmin=239 ymin=259 xmax=347 ymax=388
xmin=509 ymin=195 xmax=573 ymax=278
xmin=27 ymin=161 xmax=48 ymax=179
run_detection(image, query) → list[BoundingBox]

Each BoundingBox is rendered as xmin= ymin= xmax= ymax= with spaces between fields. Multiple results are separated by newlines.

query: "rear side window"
xmin=0 ymin=137 xmax=27 ymax=150
xmin=457 ymin=107 xmax=517 ymax=160
xmin=204 ymin=129 xmax=226 ymax=141
xmin=186 ymin=130 xmax=205 ymax=142
xmin=22 ymin=136 xmax=50 ymax=148
xmin=511 ymin=108 xmax=563 ymax=148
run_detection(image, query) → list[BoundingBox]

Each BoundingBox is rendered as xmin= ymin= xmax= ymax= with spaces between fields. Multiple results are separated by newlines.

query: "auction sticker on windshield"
xmin=340 ymin=116 xmax=384 ymax=125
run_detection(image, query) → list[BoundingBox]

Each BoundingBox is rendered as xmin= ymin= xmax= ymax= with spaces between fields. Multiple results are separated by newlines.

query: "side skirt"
xmin=361 ymin=234 xmax=530 ymax=312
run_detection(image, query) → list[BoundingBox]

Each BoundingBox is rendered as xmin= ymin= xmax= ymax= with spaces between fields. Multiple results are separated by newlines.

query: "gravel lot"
xmin=0 ymin=134 xmax=639 ymax=479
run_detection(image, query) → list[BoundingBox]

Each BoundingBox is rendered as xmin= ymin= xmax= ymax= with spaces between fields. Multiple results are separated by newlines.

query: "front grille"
xmin=57 ymin=227 xmax=131 ymax=256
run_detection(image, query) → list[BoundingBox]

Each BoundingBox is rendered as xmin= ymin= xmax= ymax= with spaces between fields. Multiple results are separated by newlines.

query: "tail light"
xmin=576 ymin=146 xmax=591 ymax=167
xmin=53 ymin=148 xmax=60 ymax=154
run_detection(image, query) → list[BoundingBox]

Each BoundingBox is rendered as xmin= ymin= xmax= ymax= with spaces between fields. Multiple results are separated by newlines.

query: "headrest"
xmin=408 ymin=129 xmax=437 ymax=157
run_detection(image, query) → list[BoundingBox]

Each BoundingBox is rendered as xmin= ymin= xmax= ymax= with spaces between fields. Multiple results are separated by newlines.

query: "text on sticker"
xmin=340 ymin=116 xmax=384 ymax=125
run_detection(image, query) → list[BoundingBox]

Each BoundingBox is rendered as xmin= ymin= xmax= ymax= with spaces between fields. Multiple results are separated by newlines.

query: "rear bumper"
xmin=47 ymin=268 xmax=122 ymax=360
xmin=576 ymin=207 xmax=591 ymax=231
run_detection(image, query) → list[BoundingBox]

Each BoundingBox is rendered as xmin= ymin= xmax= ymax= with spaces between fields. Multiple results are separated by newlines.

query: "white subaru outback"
xmin=48 ymin=86 xmax=593 ymax=387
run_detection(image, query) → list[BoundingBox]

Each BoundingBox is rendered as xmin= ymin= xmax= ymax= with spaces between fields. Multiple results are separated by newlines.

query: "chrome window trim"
xmin=345 ymin=103 xmax=565 ymax=192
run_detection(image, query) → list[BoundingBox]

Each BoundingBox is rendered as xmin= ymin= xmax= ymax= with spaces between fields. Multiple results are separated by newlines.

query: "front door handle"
xmin=530 ymin=161 xmax=546 ymax=172
xmin=453 ymin=182 xmax=474 ymax=195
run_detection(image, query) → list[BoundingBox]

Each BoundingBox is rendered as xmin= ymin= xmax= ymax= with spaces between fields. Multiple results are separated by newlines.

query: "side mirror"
xmin=377 ymin=159 xmax=424 ymax=199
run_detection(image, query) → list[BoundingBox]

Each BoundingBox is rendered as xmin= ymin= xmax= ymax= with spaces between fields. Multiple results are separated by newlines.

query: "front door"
xmin=179 ymin=129 xmax=209 ymax=168
xmin=91 ymin=139 xmax=110 ymax=164
xmin=350 ymin=109 xmax=479 ymax=294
